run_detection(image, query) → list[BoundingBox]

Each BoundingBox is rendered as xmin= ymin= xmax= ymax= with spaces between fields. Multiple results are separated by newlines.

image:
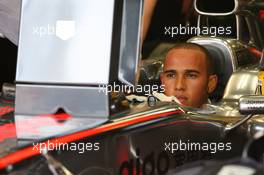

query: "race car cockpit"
xmin=0 ymin=0 xmax=264 ymax=175
xmin=140 ymin=0 xmax=262 ymax=103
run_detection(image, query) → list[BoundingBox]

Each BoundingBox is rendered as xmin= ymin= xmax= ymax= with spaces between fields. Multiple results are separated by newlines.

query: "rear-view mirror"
xmin=195 ymin=0 xmax=237 ymax=15
xmin=239 ymin=95 xmax=264 ymax=115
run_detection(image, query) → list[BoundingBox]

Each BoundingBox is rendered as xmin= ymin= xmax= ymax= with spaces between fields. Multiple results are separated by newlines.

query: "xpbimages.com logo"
xmin=32 ymin=20 xmax=76 ymax=40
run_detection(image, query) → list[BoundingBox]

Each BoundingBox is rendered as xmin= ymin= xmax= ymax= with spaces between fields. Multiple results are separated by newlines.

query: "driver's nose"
xmin=174 ymin=75 xmax=186 ymax=91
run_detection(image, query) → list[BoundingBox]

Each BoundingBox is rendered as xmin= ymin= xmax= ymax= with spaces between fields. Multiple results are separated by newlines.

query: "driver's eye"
xmin=166 ymin=73 xmax=176 ymax=79
xmin=186 ymin=72 xmax=198 ymax=79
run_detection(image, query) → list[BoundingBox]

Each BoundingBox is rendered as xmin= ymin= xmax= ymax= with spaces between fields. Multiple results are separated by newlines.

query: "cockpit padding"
xmin=199 ymin=44 xmax=234 ymax=101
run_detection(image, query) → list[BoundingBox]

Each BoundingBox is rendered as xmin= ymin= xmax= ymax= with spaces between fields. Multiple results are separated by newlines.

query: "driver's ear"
xmin=207 ymin=74 xmax=218 ymax=93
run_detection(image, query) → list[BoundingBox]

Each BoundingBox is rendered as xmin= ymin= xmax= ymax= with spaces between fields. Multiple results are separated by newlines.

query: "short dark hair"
xmin=166 ymin=43 xmax=215 ymax=75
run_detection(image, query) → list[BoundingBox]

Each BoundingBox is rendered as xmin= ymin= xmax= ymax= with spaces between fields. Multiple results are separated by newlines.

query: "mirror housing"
xmin=239 ymin=95 xmax=264 ymax=115
xmin=194 ymin=0 xmax=237 ymax=16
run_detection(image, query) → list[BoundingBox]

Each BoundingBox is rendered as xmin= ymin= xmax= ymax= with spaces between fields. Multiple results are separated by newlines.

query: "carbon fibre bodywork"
xmin=0 ymin=94 xmax=263 ymax=175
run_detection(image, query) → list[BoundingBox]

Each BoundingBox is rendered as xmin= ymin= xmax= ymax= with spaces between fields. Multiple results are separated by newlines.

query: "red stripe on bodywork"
xmin=0 ymin=110 xmax=182 ymax=169
xmin=248 ymin=47 xmax=262 ymax=58
xmin=0 ymin=113 xmax=72 ymax=142
xmin=0 ymin=124 xmax=16 ymax=142
xmin=260 ymin=10 xmax=264 ymax=20
xmin=0 ymin=106 xmax=14 ymax=117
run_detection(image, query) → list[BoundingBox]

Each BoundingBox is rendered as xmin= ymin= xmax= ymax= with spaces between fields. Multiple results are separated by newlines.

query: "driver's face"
xmin=160 ymin=48 xmax=209 ymax=108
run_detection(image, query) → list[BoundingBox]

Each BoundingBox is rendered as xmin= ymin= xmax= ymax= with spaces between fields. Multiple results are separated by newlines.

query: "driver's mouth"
xmin=176 ymin=95 xmax=188 ymax=105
